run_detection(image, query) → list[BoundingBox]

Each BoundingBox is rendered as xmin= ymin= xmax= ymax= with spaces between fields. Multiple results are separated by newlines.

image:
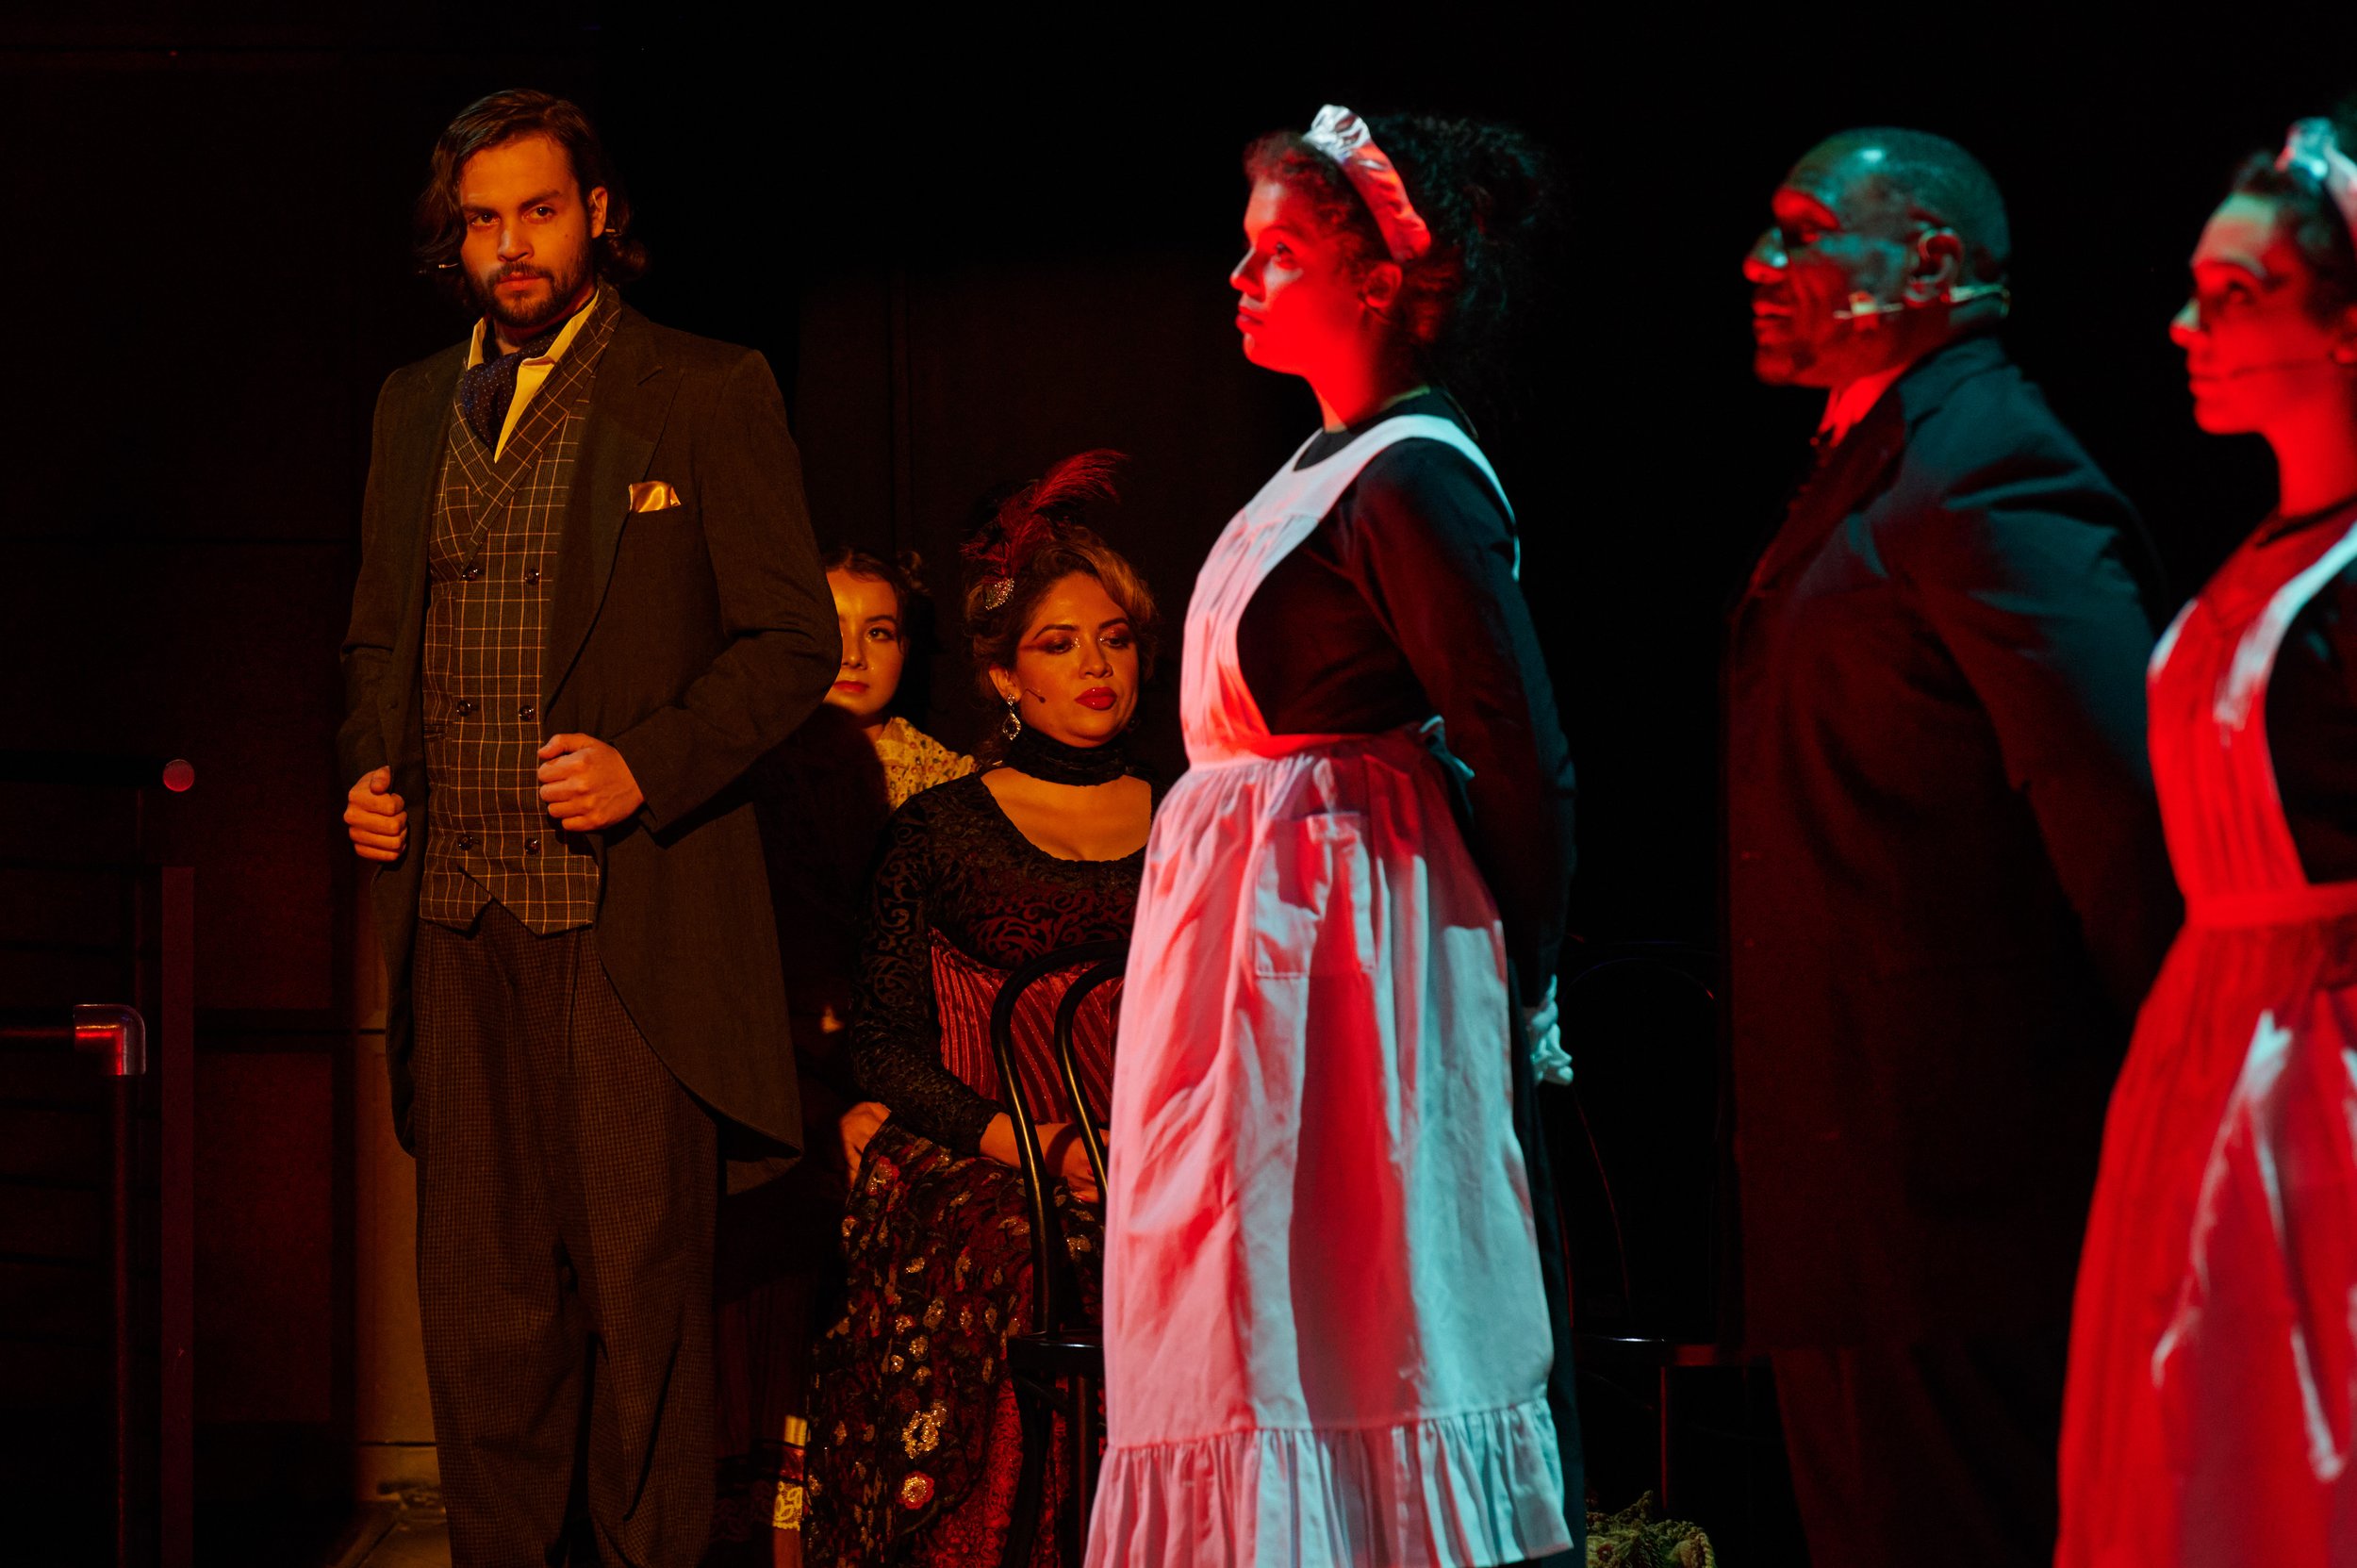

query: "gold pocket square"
xmin=628 ymin=480 xmax=683 ymax=513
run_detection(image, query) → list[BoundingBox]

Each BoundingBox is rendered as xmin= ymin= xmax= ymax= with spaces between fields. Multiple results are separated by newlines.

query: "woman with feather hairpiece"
xmin=801 ymin=452 xmax=1160 ymax=1565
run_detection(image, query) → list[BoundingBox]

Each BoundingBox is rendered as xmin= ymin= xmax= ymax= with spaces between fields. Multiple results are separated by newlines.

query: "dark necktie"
xmin=1794 ymin=426 xmax=1838 ymax=499
xmin=1748 ymin=430 xmax=1843 ymax=597
xmin=458 ymin=320 xmax=566 ymax=453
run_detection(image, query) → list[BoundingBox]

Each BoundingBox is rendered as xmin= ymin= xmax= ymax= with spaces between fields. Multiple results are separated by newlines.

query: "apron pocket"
xmin=1249 ymin=811 xmax=1376 ymax=979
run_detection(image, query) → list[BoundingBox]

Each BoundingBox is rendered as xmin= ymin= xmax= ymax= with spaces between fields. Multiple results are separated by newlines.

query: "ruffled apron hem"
xmin=1084 ymin=1397 xmax=1573 ymax=1568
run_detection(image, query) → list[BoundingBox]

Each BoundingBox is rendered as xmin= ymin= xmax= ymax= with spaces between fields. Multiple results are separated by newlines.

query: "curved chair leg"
xmin=1000 ymin=1370 xmax=1056 ymax=1568
xmin=1062 ymin=1371 xmax=1097 ymax=1564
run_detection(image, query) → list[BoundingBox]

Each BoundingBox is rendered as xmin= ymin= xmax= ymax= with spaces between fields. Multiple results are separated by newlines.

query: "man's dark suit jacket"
xmin=338 ymin=302 xmax=837 ymax=1154
xmin=1724 ymin=333 xmax=2180 ymax=1348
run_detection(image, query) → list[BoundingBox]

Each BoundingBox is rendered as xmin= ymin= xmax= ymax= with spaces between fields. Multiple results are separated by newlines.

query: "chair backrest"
xmin=986 ymin=938 xmax=1129 ymax=1334
xmin=1050 ymin=950 xmax=1124 ymax=1205
xmin=1551 ymin=942 xmax=1729 ymax=1345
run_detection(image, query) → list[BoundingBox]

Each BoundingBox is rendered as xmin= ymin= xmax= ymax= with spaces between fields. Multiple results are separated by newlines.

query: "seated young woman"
xmin=802 ymin=453 xmax=1155 ymax=1567
xmin=712 ymin=547 xmax=973 ymax=1565
xmin=822 ymin=546 xmax=976 ymax=812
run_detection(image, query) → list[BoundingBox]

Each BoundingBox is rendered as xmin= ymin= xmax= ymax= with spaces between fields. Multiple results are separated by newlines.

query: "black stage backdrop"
xmin=2 ymin=8 xmax=2350 ymax=1559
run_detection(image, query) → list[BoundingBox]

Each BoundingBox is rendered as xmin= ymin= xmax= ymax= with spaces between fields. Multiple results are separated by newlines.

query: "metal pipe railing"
xmin=0 ymin=1004 xmax=149 ymax=1566
xmin=0 ymin=747 xmax=197 ymax=1568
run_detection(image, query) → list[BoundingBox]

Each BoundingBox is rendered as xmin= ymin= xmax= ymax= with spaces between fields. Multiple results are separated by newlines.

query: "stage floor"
xmin=325 ymin=1493 xmax=448 ymax=1568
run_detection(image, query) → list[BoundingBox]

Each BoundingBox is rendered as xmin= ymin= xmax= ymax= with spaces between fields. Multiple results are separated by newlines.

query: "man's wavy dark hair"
xmin=413 ymin=90 xmax=649 ymax=299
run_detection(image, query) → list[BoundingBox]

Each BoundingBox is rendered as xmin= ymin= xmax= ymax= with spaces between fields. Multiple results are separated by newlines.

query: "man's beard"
xmin=470 ymin=247 xmax=592 ymax=339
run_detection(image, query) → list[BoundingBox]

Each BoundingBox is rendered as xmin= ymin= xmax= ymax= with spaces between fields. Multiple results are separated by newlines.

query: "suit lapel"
xmin=1733 ymin=336 xmax=2014 ymax=622
xmin=389 ymin=350 xmax=467 ymax=727
xmin=543 ymin=307 xmax=677 ymax=707
xmin=1742 ymin=404 xmax=1905 ymax=602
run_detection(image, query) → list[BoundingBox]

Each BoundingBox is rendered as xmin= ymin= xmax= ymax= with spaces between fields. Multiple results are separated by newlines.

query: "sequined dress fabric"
xmin=803 ymin=770 xmax=1138 ymax=1565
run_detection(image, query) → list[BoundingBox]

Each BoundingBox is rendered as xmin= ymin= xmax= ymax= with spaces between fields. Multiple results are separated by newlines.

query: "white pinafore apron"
xmin=1087 ymin=416 xmax=1573 ymax=1567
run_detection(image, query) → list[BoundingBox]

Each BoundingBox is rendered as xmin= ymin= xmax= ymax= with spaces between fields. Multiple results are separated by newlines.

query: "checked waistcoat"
xmin=418 ymin=293 xmax=618 ymax=934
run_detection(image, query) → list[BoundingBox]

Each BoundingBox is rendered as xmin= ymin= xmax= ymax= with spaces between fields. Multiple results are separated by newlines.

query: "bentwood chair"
xmin=1553 ymin=941 xmax=1750 ymax=1520
xmin=988 ymin=937 xmax=1127 ymax=1568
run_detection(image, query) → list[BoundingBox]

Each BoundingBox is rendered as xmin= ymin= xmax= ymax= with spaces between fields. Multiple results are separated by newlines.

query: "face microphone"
xmin=1830 ymin=291 xmax=1906 ymax=323
xmin=1831 ymin=281 xmax=2012 ymax=325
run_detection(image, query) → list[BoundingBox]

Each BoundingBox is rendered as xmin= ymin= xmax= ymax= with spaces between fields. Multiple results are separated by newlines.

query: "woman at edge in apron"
xmin=1089 ymin=107 xmax=1581 ymax=1566
xmin=2056 ymin=112 xmax=2357 ymax=1566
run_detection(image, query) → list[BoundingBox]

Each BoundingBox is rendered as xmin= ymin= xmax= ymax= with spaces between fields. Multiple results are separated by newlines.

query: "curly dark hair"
xmin=2228 ymin=101 xmax=2357 ymax=324
xmin=413 ymin=90 xmax=649 ymax=299
xmin=1244 ymin=111 xmax=1557 ymax=406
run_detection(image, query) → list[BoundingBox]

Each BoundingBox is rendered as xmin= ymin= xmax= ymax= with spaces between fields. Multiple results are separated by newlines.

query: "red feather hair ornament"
xmin=963 ymin=449 xmax=1125 ymax=609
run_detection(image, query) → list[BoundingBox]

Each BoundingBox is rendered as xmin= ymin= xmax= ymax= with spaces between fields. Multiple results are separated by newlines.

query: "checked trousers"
xmin=413 ymin=901 xmax=717 ymax=1567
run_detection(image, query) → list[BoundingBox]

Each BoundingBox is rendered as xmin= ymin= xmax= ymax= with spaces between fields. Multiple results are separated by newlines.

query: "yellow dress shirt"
xmin=465 ymin=288 xmax=602 ymax=460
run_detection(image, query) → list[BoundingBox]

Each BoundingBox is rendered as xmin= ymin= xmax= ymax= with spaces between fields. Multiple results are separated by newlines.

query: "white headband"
xmin=1303 ymin=105 xmax=1433 ymax=265
xmin=2279 ymin=118 xmax=2357 ymax=240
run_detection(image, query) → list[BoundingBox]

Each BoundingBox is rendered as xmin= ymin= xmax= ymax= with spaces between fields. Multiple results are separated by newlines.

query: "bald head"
xmin=1745 ymin=126 xmax=2013 ymax=390
xmin=1800 ymin=127 xmax=2012 ymax=286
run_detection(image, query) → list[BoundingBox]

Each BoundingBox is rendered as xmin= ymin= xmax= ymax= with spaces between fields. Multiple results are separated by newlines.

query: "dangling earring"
xmin=1000 ymin=697 xmax=1022 ymax=742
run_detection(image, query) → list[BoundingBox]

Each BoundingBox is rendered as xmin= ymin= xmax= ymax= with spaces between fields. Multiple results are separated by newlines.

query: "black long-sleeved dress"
xmin=1236 ymin=389 xmax=1577 ymax=999
xmin=811 ymin=768 xmax=1142 ymax=1563
xmin=845 ymin=771 xmax=1143 ymax=1152
xmin=2260 ymin=507 xmax=2357 ymax=876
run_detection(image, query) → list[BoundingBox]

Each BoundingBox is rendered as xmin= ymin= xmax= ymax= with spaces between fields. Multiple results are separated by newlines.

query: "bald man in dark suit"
xmin=1727 ymin=127 xmax=2179 ymax=1567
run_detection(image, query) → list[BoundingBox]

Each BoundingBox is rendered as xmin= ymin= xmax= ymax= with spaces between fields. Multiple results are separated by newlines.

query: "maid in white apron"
xmin=1089 ymin=107 xmax=1581 ymax=1567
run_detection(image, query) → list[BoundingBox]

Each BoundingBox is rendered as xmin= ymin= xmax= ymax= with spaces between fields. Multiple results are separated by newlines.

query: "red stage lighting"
xmin=73 ymin=1003 xmax=148 ymax=1077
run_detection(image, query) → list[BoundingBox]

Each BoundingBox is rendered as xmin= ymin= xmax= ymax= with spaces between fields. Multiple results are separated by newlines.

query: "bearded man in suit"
xmin=338 ymin=90 xmax=834 ymax=1565
xmin=1725 ymin=127 xmax=2180 ymax=1567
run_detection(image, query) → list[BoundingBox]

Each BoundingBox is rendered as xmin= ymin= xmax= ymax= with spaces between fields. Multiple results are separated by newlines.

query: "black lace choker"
xmin=1004 ymin=725 xmax=1130 ymax=786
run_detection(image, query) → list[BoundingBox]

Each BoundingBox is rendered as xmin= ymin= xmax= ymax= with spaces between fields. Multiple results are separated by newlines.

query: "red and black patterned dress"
xmin=803 ymin=767 xmax=1141 ymax=1567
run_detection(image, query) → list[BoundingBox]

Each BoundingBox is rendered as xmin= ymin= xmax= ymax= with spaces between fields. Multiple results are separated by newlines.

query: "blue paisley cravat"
xmin=458 ymin=320 xmax=565 ymax=453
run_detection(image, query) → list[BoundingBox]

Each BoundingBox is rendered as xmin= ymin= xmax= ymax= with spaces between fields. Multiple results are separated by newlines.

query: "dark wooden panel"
xmin=0 ymin=1351 xmax=112 ymax=1565
xmin=0 ymin=1333 xmax=107 ymax=1408
xmin=0 ymin=1181 xmax=106 ymax=1262
xmin=0 ymin=782 xmax=138 ymax=866
xmin=0 ymin=1259 xmax=107 ymax=1341
xmin=0 ymin=1050 xmax=110 ymax=1111
xmin=193 ymin=1051 xmax=333 ymax=1425
xmin=0 ymin=951 xmax=137 ymax=1015
xmin=0 ymin=1105 xmax=107 ymax=1182
xmin=0 ymin=866 xmax=132 ymax=949
xmin=1 ymin=545 xmax=345 ymax=1015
